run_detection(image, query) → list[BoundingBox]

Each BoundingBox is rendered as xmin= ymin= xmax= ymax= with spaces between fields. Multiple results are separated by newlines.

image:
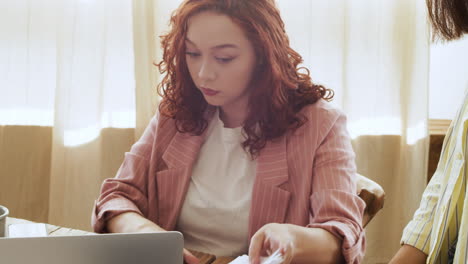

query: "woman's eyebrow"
xmin=185 ymin=37 xmax=239 ymax=50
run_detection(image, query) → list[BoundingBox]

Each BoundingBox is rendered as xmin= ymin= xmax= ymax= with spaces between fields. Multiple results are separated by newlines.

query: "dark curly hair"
xmin=157 ymin=0 xmax=334 ymax=158
xmin=427 ymin=0 xmax=468 ymax=40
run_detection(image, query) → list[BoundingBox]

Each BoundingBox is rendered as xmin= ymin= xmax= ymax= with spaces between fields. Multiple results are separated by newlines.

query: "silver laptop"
xmin=0 ymin=232 xmax=183 ymax=264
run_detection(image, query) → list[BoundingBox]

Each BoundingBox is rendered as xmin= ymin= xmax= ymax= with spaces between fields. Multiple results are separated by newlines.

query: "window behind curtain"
xmin=0 ymin=0 xmax=135 ymax=131
xmin=429 ymin=36 xmax=468 ymax=120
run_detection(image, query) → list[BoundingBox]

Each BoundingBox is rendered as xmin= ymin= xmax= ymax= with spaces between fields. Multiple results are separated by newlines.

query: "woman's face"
xmin=185 ymin=11 xmax=257 ymax=110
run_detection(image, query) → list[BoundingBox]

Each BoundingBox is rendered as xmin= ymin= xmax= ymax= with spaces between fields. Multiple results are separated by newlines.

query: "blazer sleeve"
xmin=91 ymin=113 xmax=159 ymax=233
xmin=306 ymin=110 xmax=366 ymax=264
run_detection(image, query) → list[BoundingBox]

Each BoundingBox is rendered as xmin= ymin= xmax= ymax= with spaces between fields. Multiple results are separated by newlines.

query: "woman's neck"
xmin=219 ymin=106 xmax=248 ymax=128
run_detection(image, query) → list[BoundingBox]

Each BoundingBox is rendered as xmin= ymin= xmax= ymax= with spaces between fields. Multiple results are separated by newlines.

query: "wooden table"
xmin=6 ymin=217 xmax=92 ymax=236
xmin=192 ymin=251 xmax=236 ymax=264
xmin=6 ymin=217 xmax=235 ymax=264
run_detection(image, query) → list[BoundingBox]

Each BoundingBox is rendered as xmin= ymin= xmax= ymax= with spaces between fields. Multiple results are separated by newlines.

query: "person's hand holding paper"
xmin=248 ymin=223 xmax=292 ymax=264
xmin=229 ymin=249 xmax=283 ymax=264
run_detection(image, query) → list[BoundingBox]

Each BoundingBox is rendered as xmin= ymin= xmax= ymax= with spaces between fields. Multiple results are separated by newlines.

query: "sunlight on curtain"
xmin=132 ymin=0 xmax=184 ymax=138
xmin=0 ymin=0 xmax=135 ymax=148
xmin=277 ymin=0 xmax=428 ymax=144
xmin=0 ymin=0 xmax=139 ymax=231
xmin=57 ymin=0 xmax=135 ymax=147
xmin=0 ymin=0 xmax=56 ymax=126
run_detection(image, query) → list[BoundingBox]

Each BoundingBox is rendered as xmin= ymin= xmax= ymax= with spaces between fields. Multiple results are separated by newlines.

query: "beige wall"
xmin=0 ymin=126 xmax=52 ymax=222
xmin=0 ymin=126 xmax=135 ymax=230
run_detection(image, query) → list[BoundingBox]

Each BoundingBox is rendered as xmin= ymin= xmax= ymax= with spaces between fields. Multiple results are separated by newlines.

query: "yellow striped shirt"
xmin=401 ymin=92 xmax=468 ymax=264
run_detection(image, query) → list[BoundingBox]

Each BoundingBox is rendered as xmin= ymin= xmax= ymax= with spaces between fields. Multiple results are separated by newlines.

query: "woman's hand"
xmin=107 ymin=212 xmax=199 ymax=264
xmin=248 ymin=223 xmax=295 ymax=264
xmin=183 ymin=249 xmax=200 ymax=264
xmin=127 ymin=220 xmax=200 ymax=264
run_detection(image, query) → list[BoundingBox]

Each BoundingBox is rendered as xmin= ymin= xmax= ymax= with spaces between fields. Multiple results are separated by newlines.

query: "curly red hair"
xmin=157 ymin=0 xmax=333 ymax=158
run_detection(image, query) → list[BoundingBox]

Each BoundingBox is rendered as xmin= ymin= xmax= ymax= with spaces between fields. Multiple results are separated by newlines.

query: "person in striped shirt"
xmin=390 ymin=0 xmax=468 ymax=263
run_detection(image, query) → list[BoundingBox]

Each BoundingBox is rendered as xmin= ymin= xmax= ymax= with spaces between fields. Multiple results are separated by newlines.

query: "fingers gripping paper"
xmin=228 ymin=249 xmax=283 ymax=264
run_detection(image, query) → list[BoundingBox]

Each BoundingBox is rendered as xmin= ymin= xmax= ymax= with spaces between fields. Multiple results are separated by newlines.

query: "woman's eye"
xmin=216 ymin=57 xmax=234 ymax=63
xmin=185 ymin=52 xmax=201 ymax=57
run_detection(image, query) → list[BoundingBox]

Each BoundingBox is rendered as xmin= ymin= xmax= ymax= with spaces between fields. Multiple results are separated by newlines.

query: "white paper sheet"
xmin=229 ymin=249 xmax=284 ymax=264
xmin=8 ymin=223 xmax=48 ymax=238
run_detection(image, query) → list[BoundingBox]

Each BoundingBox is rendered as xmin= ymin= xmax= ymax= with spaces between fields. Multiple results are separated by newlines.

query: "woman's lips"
xmin=200 ymin=87 xmax=220 ymax=96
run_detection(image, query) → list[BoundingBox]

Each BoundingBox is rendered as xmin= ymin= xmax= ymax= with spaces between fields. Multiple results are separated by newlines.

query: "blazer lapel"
xmin=248 ymin=135 xmax=291 ymax=238
xmin=161 ymin=106 xmax=216 ymax=170
xmin=157 ymin=130 xmax=207 ymax=230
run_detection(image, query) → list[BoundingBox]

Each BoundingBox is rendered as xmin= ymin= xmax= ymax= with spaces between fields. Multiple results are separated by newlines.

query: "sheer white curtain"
xmin=49 ymin=0 xmax=138 ymax=230
xmin=133 ymin=0 xmax=181 ymax=137
xmin=0 ymin=0 xmax=57 ymax=126
xmin=0 ymin=0 xmax=136 ymax=129
xmin=277 ymin=0 xmax=429 ymax=262
xmin=0 ymin=0 xmax=146 ymax=230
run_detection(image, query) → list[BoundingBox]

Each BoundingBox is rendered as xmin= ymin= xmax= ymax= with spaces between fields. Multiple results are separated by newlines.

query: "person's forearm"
xmin=288 ymin=225 xmax=344 ymax=264
xmin=107 ymin=212 xmax=165 ymax=233
xmin=108 ymin=212 xmax=200 ymax=264
xmin=389 ymin=245 xmax=427 ymax=264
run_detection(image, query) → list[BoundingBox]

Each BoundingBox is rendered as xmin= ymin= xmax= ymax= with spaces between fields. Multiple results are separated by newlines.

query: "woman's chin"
xmin=204 ymin=97 xmax=223 ymax=107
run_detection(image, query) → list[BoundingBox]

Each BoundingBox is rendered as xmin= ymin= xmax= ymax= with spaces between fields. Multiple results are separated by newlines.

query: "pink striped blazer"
xmin=92 ymin=100 xmax=366 ymax=263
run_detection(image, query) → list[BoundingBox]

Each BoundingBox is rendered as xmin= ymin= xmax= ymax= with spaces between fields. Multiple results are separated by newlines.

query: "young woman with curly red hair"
xmin=92 ymin=0 xmax=365 ymax=263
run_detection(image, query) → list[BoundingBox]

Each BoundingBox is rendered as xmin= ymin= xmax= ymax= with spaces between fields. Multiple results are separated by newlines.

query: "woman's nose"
xmin=198 ymin=60 xmax=217 ymax=81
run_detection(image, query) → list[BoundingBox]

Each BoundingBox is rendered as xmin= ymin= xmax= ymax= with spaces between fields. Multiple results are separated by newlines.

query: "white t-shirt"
xmin=176 ymin=109 xmax=257 ymax=257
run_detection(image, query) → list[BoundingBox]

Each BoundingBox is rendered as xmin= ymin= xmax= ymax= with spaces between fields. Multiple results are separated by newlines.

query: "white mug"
xmin=0 ymin=205 xmax=9 ymax=237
